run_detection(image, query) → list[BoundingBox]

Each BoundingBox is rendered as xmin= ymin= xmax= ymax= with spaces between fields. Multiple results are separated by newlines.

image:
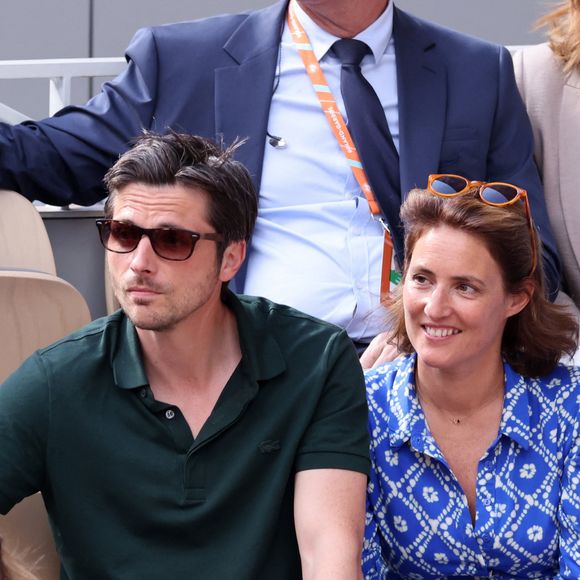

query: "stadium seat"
xmin=0 ymin=190 xmax=56 ymax=275
xmin=0 ymin=269 xmax=91 ymax=580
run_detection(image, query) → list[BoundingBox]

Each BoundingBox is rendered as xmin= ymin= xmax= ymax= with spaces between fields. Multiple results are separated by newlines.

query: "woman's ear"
xmin=507 ymin=279 xmax=534 ymax=318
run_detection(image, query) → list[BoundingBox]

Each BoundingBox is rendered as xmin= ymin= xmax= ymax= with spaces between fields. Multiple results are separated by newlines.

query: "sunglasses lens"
xmin=107 ymin=221 xmax=141 ymax=252
xmin=98 ymin=220 xmax=198 ymax=260
xmin=152 ymin=229 xmax=196 ymax=260
xmin=430 ymin=175 xmax=468 ymax=195
xmin=480 ymin=184 xmax=519 ymax=205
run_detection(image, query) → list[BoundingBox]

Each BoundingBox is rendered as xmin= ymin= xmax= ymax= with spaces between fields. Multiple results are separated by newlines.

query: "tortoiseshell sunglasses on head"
xmin=427 ymin=173 xmax=537 ymax=276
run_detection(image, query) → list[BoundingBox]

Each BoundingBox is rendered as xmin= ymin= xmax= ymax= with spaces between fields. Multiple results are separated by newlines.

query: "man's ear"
xmin=219 ymin=240 xmax=246 ymax=283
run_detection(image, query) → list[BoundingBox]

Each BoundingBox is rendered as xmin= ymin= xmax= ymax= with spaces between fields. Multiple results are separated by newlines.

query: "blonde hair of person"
xmin=538 ymin=0 xmax=580 ymax=71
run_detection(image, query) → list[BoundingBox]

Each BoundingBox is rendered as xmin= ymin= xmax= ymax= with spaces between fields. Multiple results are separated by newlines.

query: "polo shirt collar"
xmin=191 ymin=292 xmax=287 ymax=447
xmin=293 ymin=0 xmax=394 ymax=65
xmin=112 ymin=315 xmax=148 ymax=389
xmin=222 ymin=289 xmax=287 ymax=384
xmin=110 ymin=290 xmax=287 ymax=390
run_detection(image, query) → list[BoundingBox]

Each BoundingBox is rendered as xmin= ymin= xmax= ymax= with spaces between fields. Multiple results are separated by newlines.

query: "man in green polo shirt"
xmin=0 ymin=132 xmax=369 ymax=579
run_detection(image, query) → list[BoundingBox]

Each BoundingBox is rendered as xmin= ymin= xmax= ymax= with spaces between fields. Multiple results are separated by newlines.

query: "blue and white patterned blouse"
xmin=363 ymin=354 xmax=580 ymax=579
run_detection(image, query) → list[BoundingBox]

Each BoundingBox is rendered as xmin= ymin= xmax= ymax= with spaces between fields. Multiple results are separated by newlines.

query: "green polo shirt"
xmin=0 ymin=291 xmax=369 ymax=580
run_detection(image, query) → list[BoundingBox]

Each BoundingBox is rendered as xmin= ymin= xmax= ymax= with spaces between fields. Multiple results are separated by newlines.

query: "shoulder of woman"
xmin=364 ymin=354 xmax=413 ymax=385
xmin=513 ymin=42 xmax=564 ymax=86
xmin=365 ymin=355 xmax=415 ymax=411
xmin=524 ymin=363 xmax=580 ymax=414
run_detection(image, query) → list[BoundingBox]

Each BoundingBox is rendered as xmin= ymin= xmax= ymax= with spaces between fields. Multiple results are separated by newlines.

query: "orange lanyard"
xmin=287 ymin=0 xmax=399 ymax=298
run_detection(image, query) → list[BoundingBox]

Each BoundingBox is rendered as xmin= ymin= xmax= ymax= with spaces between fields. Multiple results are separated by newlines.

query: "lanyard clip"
xmin=377 ymin=217 xmax=391 ymax=234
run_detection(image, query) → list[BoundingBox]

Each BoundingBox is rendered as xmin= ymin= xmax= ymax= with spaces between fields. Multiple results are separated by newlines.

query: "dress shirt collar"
xmin=385 ymin=354 xmax=532 ymax=450
xmin=292 ymin=0 xmax=394 ymax=64
xmin=498 ymin=362 xmax=531 ymax=450
xmin=384 ymin=354 xmax=421 ymax=448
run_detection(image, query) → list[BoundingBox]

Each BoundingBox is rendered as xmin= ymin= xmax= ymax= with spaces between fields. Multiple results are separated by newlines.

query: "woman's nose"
xmin=423 ymin=286 xmax=451 ymax=319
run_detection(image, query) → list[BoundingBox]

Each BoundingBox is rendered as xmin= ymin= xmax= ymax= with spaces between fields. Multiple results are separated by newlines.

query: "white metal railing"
xmin=0 ymin=45 xmax=527 ymax=209
xmin=0 ymin=57 xmax=126 ymax=123
xmin=0 ymin=45 xmax=526 ymax=124
xmin=0 ymin=57 xmax=125 ymax=211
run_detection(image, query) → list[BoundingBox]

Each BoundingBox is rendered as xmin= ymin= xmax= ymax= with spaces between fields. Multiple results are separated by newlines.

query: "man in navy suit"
xmin=0 ymin=0 xmax=560 ymax=364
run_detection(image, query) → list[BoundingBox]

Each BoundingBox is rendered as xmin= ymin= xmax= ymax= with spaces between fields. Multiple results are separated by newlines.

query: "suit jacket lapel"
xmin=394 ymin=7 xmax=446 ymax=198
xmin=215 ymin=1 xmax=287 ymax=292
xmin=215 ymin=1 xmax=287 ymax=191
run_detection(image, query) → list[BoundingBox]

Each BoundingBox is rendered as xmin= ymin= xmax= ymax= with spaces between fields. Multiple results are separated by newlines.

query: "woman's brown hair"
xmin=386 ymin=187 xmax=578 ymax=377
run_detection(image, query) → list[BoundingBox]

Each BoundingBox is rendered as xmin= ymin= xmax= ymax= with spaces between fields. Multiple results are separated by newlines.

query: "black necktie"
xmin=332 ymin=38 xmax=403 ymax=262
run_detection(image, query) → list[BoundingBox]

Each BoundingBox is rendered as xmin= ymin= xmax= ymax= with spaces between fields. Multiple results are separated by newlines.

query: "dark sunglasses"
xmin=96 ymin=219 xmax=223 ymax=261
xmin=427 ymin=174 xmax=537 ymax=276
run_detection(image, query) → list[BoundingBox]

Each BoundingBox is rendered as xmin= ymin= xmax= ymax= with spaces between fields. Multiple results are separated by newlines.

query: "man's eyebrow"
xmin=117 ymin=219 xmax=189 ymax=230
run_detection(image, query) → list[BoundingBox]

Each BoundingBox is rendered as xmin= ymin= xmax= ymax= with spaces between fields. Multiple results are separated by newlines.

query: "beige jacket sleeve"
xmin=513 ymin=44 xmax=580 ymax=312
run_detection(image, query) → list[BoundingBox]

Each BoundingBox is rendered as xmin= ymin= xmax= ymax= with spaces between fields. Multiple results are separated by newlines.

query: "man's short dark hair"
xmin=104 ymin=131 xmax=258 ymax=258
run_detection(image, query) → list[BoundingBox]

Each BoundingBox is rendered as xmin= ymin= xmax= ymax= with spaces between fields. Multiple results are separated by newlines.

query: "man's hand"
xmin=359 ymin=332 xmax=399 ymax=370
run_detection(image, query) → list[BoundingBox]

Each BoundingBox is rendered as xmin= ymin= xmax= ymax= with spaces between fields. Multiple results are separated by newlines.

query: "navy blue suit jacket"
xmin=0 ymin=1 xmax=561 ymax=296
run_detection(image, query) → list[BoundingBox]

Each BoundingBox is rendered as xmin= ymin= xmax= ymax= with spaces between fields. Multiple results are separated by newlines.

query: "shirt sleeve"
xmin=363 ymin=468 xmax=390 ymax=579
xmin=294 ymin=330 xmax=370 ymax=475
xmin=0 ymin=26 xmax=159 ymax=206
xmin=557 ymin=390 xmax=580 ymax=578
xmin=362 ymin=383 xmax=390 ymax=580
xmin=0 ymin=353 xmax=50 ymax=514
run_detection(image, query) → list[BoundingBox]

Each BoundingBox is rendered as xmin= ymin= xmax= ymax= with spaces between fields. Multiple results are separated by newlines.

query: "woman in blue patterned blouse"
xmin=363 ymin=176 xmax=579 ymax=579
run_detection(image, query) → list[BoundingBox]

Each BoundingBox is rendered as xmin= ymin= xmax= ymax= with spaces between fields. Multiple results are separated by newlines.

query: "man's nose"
xmin=129 ymin=234 xmax=157 ymax=272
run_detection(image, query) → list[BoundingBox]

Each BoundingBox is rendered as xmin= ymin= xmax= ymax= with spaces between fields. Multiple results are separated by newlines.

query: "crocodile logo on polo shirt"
xmin=258 ymin=440 xmax=281 ymax=453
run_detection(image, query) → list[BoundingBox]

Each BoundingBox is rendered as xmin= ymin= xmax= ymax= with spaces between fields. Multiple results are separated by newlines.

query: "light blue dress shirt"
xmin=244 ymin=1 xmax=397 ymax=342
xmin=364 ymin=354 xmax=580 ymax=579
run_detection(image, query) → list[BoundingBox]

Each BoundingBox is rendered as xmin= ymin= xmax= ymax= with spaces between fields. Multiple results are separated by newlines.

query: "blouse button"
xmin=165 ymin=409 xmax=175 ymax=420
